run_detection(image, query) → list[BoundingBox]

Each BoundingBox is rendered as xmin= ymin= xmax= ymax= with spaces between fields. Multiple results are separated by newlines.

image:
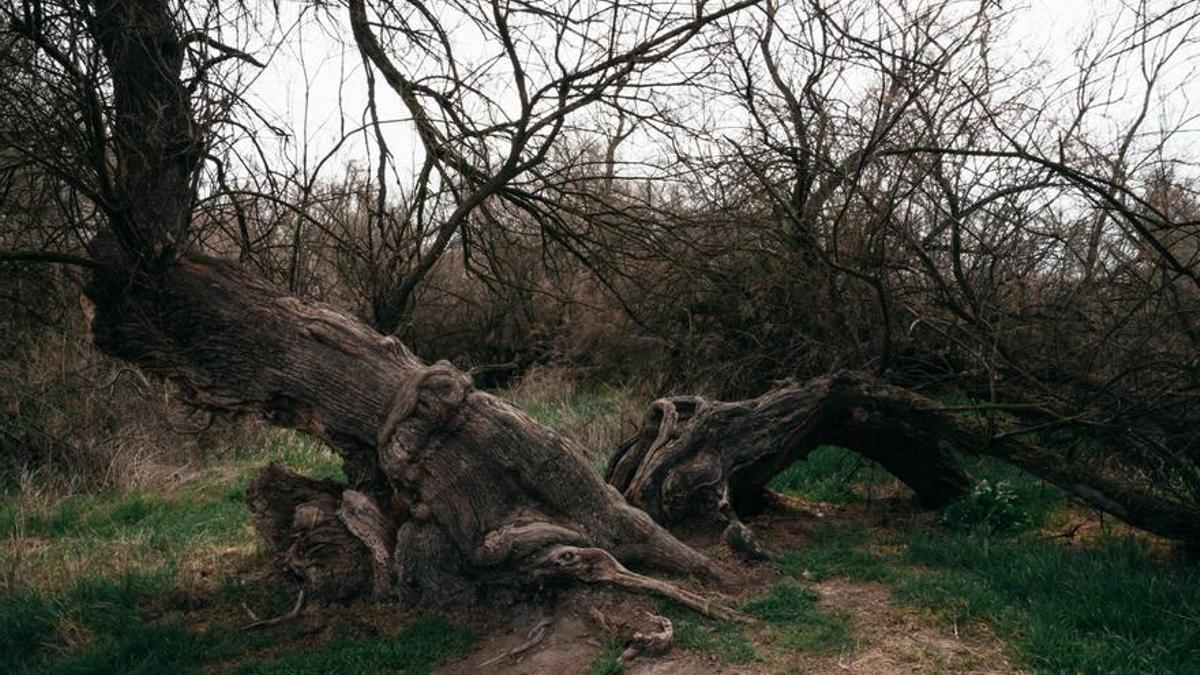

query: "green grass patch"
xmin=0 ymin=490 xmax=248 ymax=547
xmin=744 ymin=583 xmax=854 ymax=654
xmin=586 ymin=640 xmax=626 ymax=675
xmin=0 ymin=565 xmax=474 ymax=674
xmin=661 ymin=601 xmax=756 ymax=664
xmin=773 ymin=464 xmax=1199 ymax=674
xmin=1 ymin=563 xmax=473 ymax=674
xmin=776 ymin=524 xmax=892 ymax=582
xmin=498 ymin=378 xmax=637 ymax=464
xmin=782 ymin=520 xmax=1200 ymax=673
xmin=0 ymin=435 xmax=365 ymax=671
xmin=770 ymin=446 xmax=893 ymax=503
xmin=0 ymin=568 xmax=235 ymax=673
xmin=0 ymin=434 xmax=349 ymax=590
xmin=234 ymin=617 xmax=475 ymax=675
xmin=896 ymin=531 xmax=1200 ymax=673
xmin=229 ymin=433 xmax=346 ymax=482
xmin=516 ymin=388 xmax=626 ymax=433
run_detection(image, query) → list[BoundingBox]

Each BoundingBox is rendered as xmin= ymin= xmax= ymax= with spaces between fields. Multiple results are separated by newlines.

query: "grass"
xmin=0 ymin=434 xmax=476 ymax=673
xmin=499 ymin=368 xmax=641 ymax=467
xmin=657 ymin=582 xmax=856 ymax=667
xmin=0 ymin=388 xmax=626 ymax=673
xmin=779 ymin=525 xmax=1200 ymax=672
xmin=772 ymin=450 xmax=1200 ymax=673
xmin=661 ymin=600 xmax=757 ymax=664
xmin=769 ymin=445 xmax=894 ymax=503
xmin=0 ymin=433 xmax=341 ymax=592
xmin=586 ymin=640 xmax=627 ymax=675
xmin=743 ymin=583 xmax=854 ymax=654
xmin=0 ymin=568 xmax=235 ymax=673
xmin=897 ymin=532 xmax=1200 ymax=673
xmin=0 ymin=570 xmax=472 ymax=675
xmin=6 ymin=383 xmax=1200 ymax=673
xmin=234 ymin=617 xmax=475 ymax=675
xmin=776 ymin=524 xmax=892 ymax=583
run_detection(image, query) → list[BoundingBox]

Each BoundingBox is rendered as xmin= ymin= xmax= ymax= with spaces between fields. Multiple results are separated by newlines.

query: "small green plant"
xmin=743 ymin=583 xmax=854 ymax=654
xmin=586 ymin=640 xmax=626 ymax=675
xmin=938 ymin=480 xmax=1031 ymax=535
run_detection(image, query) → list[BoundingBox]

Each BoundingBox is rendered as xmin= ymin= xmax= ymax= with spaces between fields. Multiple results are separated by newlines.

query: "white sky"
xmin=232 ymin=0 xmax=1200 ymax=186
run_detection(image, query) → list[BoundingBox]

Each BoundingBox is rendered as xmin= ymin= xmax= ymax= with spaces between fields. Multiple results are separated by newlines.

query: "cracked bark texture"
xmin=607 ymin=371 xmax=1200 ymax=546
xmin=605 ymin=373 xmax=973 ymax=554
xmin=86 ymin=255 xmax=726 ymax=607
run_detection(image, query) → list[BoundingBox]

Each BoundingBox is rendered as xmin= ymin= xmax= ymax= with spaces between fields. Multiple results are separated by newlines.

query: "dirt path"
xmin=437 ymin=576 xmax=1020 ymax=674
xmin=793 ymin=579 xmax=1020 ymax=674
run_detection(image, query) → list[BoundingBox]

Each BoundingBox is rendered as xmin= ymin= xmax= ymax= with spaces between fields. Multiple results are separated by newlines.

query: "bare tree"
xmin=4 ymin=0 xmax=1200 ymax=635
xmin=603 ymin=0 xmax=1200 ymax=548
xmin=0 ymin=0 xmax=761 ymax=619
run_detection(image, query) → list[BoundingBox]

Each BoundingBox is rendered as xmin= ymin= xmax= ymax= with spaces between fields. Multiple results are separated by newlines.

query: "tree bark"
xmin=605 ymin=372 xmax=973 ymax=557
xmin=85 ymin=255 xmax=731 ymax=612
xmin=607 ymin=371 xmax=1200 ymax=547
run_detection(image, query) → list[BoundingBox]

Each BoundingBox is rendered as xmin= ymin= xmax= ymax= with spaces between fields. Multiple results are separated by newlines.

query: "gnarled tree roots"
xmin=246 ymin=462 xmax=740 ymax=621
xmin=606 ymin=371 xmax=973 ymax=558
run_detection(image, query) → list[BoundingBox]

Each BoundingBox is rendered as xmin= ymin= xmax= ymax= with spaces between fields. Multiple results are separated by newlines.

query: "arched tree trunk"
xmin=85 ymin=255 xmax=736 ymax=617
xmin=605 ymin=373 xmax=973 ymax=557
xmin=607 ymin=371 xmax=1200 ymax=551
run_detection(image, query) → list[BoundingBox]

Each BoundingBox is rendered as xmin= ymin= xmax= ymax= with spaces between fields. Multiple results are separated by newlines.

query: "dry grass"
xmin=1 ymin=323 xmax=269 ymax=498
xmin=498 ymin=365 xmax=647 ymax=465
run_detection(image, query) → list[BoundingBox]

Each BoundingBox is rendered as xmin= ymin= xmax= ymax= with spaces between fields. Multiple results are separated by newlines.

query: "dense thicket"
xmin=2 ymin=0 xmax=1199 ymax=618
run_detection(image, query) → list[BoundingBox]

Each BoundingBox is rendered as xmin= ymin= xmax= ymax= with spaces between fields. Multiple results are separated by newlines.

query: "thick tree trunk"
xmin=85 ymin=255 xmax=737 ymax=614
xmin=82 ymin=250 xmax=1200 ymax=614
xmin=608 ymin=371 xmax=1200 ymax=547
xmin=605 ymin=373 xmax=973 ymax=557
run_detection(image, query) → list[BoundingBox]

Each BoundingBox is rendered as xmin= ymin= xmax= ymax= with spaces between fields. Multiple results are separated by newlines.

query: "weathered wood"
xmin=608 ymin=371 xmax=1200 ymax=546
xmin=605 ymin=372 xmax=973 ymax=535
xmin=86 ymin=254 xmax=725 ymax=606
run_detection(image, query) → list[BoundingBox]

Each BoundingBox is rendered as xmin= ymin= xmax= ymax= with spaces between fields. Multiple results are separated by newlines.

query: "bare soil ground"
xmin=438 ymin=498 xmax=1023 ymax=674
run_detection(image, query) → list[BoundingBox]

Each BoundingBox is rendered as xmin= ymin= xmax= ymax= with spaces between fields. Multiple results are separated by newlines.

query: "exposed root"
xmin=535 ymin=545 xmax=749 ymax=623
xmin=590 ymin=608 xmax=676 ymax=664
xmin=621 ymin=612 xmax=674 ymax=663
xmin=478 ymin=617 xmax=552 ymax=667
xmin=337 ymin=489 xmax=396 ymax=597
xmin=241 ymin=589 xmax=306 ymax=630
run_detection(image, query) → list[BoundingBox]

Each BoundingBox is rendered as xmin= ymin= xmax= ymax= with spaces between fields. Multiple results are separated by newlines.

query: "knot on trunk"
xmin=376 ymin=360 xmax=473 ymax=480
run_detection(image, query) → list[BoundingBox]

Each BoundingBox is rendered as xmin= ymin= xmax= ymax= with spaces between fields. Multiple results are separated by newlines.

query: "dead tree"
xmin=87 ymin=251 xmax=742 ymax=613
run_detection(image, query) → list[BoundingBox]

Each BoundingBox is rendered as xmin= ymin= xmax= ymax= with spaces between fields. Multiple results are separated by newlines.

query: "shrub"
xmin=938 ymin=480 xmax=1031 ymax=535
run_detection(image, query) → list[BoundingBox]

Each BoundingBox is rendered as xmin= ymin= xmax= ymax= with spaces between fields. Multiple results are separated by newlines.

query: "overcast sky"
xmin=234 ymin=0 xmax=1200 ymax=186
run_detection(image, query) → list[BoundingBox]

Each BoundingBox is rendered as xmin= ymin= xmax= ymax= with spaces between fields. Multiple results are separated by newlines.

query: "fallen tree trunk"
xmin=86 ymin=255 xmax=735 ymax=615
xmin=85 ymin=253 xmax=1200 ymax=614
xmin=607 ymin=371 xmax=1200 ymax=545
xmin=605 ymin=373 xmax=973 ymax=556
